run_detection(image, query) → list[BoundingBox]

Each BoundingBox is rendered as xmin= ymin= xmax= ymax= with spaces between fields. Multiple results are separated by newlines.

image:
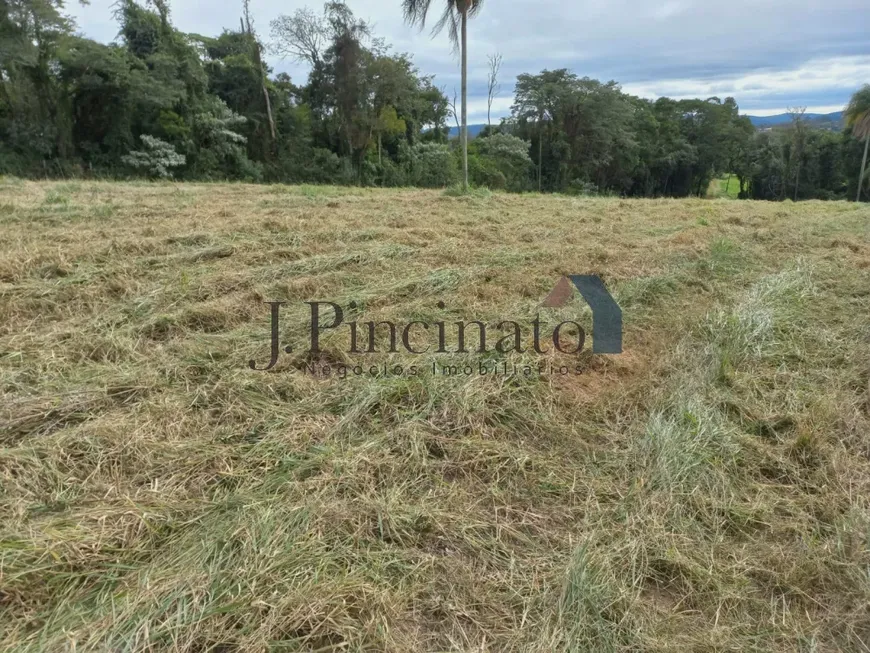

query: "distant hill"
xmin=447 ymin=112 xmax=845 ymax=139
xmin=747 ymin=111 xmax=844 ymax=130
xmin=447 ymin=124 xmax=488 ymax=139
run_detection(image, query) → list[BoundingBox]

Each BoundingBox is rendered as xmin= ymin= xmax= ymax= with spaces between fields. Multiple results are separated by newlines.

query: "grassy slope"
xmin=1 ymin=180 xmax=869 ymax=652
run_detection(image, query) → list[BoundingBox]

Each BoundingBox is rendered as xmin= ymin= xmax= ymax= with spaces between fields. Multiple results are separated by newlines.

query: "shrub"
xmin=475 ymin=133 xmax=532 ymax=191
xmin=468 ymin=154 xmax=506 ymax=190
xmin=409 ymin=142 xmax=458 ymax=188
xmin=565 ymin=179 xmax=600 ymax=196
xmin=121 ymin=135 xmax=186 ymax=179
xmin=300 ymin=148 xmax=349 ymax=185
xmin=375 ymin=158 xmax=409 ymax=187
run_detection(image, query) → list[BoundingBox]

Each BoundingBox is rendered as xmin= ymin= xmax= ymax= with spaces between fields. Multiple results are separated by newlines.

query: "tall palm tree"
xmin=845 ymin=85 xmax=870 ymax=202
xmin=402 ymin=0 xmax=484 ymax=190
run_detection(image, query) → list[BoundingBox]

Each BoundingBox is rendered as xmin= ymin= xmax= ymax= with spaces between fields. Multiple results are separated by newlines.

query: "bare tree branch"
xmin=269 ymin=7 xmax=326 ymax=67
xmin=447 ymin=86 xmax=460 ymax=131
xmin=486 ymin=51 xmax=502 ymax=127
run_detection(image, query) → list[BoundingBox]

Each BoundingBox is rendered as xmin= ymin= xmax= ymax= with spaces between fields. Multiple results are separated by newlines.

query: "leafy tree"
xmin=375 ymin=105 xmax=406 ymax=164
xmin=788 ymin=107 xmax=807 ymax=200
xmin=724 ymin=111 xmax=755 ymax=197
xmin=512 ymin=69 xmax=575 ymax=191
xmin=188 ymin=96 xmax=257 ymax=180
xmin=0 ymin=0 xmax=75 ymax=167
xmin=200 ymin=29 xmax=274 ymax=162
xmin=57 ymin=37 xmax=140 ymax=166
xmin=474 ymin=132 xmax=531 ymax=190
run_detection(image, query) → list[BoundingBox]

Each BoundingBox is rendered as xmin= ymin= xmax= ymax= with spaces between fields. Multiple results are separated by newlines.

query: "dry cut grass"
xmin=1 ymin=178 xmax=870 ymax=652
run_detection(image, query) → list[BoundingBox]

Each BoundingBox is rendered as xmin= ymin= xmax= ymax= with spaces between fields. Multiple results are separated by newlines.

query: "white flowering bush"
xmin=121 ymin=135 xmax=186 ymax=179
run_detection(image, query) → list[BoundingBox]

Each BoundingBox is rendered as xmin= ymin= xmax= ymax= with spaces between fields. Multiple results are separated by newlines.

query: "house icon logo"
xmin=541 ymin=275 xmax=622 ymax=354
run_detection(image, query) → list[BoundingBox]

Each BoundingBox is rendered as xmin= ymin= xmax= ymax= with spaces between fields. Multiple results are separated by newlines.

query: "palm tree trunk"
xmin=460 ymin=8 xmax=468 ymax=191
xmin=538 ymin=114 xmax=543 ymax=192
xmin=858 ymin=132 xmax=869 ymax=202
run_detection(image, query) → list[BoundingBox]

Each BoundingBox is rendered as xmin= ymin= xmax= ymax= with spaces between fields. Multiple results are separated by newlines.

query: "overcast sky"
xmin=67 ymin=0 xmax=870 ymax=123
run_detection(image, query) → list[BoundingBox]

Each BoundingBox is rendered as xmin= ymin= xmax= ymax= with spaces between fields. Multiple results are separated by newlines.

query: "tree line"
xmin=1 ymin=0 xmax=868 ymax=200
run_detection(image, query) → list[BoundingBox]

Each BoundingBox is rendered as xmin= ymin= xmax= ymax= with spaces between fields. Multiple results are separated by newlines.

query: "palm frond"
xmin=401 ymin=0 xmax=482 ymax=51
xmin=845 ymin=84 xmax=870 ymax=139
xmin=432 ymin=2 xmax=460 ymax=51
xmin=401 ymin=0 xmax=434 ymax=28
xmin=854 ymin=113 xmax=870 ymax=141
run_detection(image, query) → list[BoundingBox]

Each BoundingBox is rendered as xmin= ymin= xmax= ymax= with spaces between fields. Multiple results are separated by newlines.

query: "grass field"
xmin=2 ymin=179 xmax=870 ymax=652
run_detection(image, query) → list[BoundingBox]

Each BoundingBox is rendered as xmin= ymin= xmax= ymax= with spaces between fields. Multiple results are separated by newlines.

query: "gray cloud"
xmin=67 ymin=0 xmax=870 ymax=121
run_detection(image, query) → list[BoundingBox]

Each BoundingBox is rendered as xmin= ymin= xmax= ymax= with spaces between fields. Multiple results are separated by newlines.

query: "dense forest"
xmin=1 ymin=0 xmax=868 ymax=200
